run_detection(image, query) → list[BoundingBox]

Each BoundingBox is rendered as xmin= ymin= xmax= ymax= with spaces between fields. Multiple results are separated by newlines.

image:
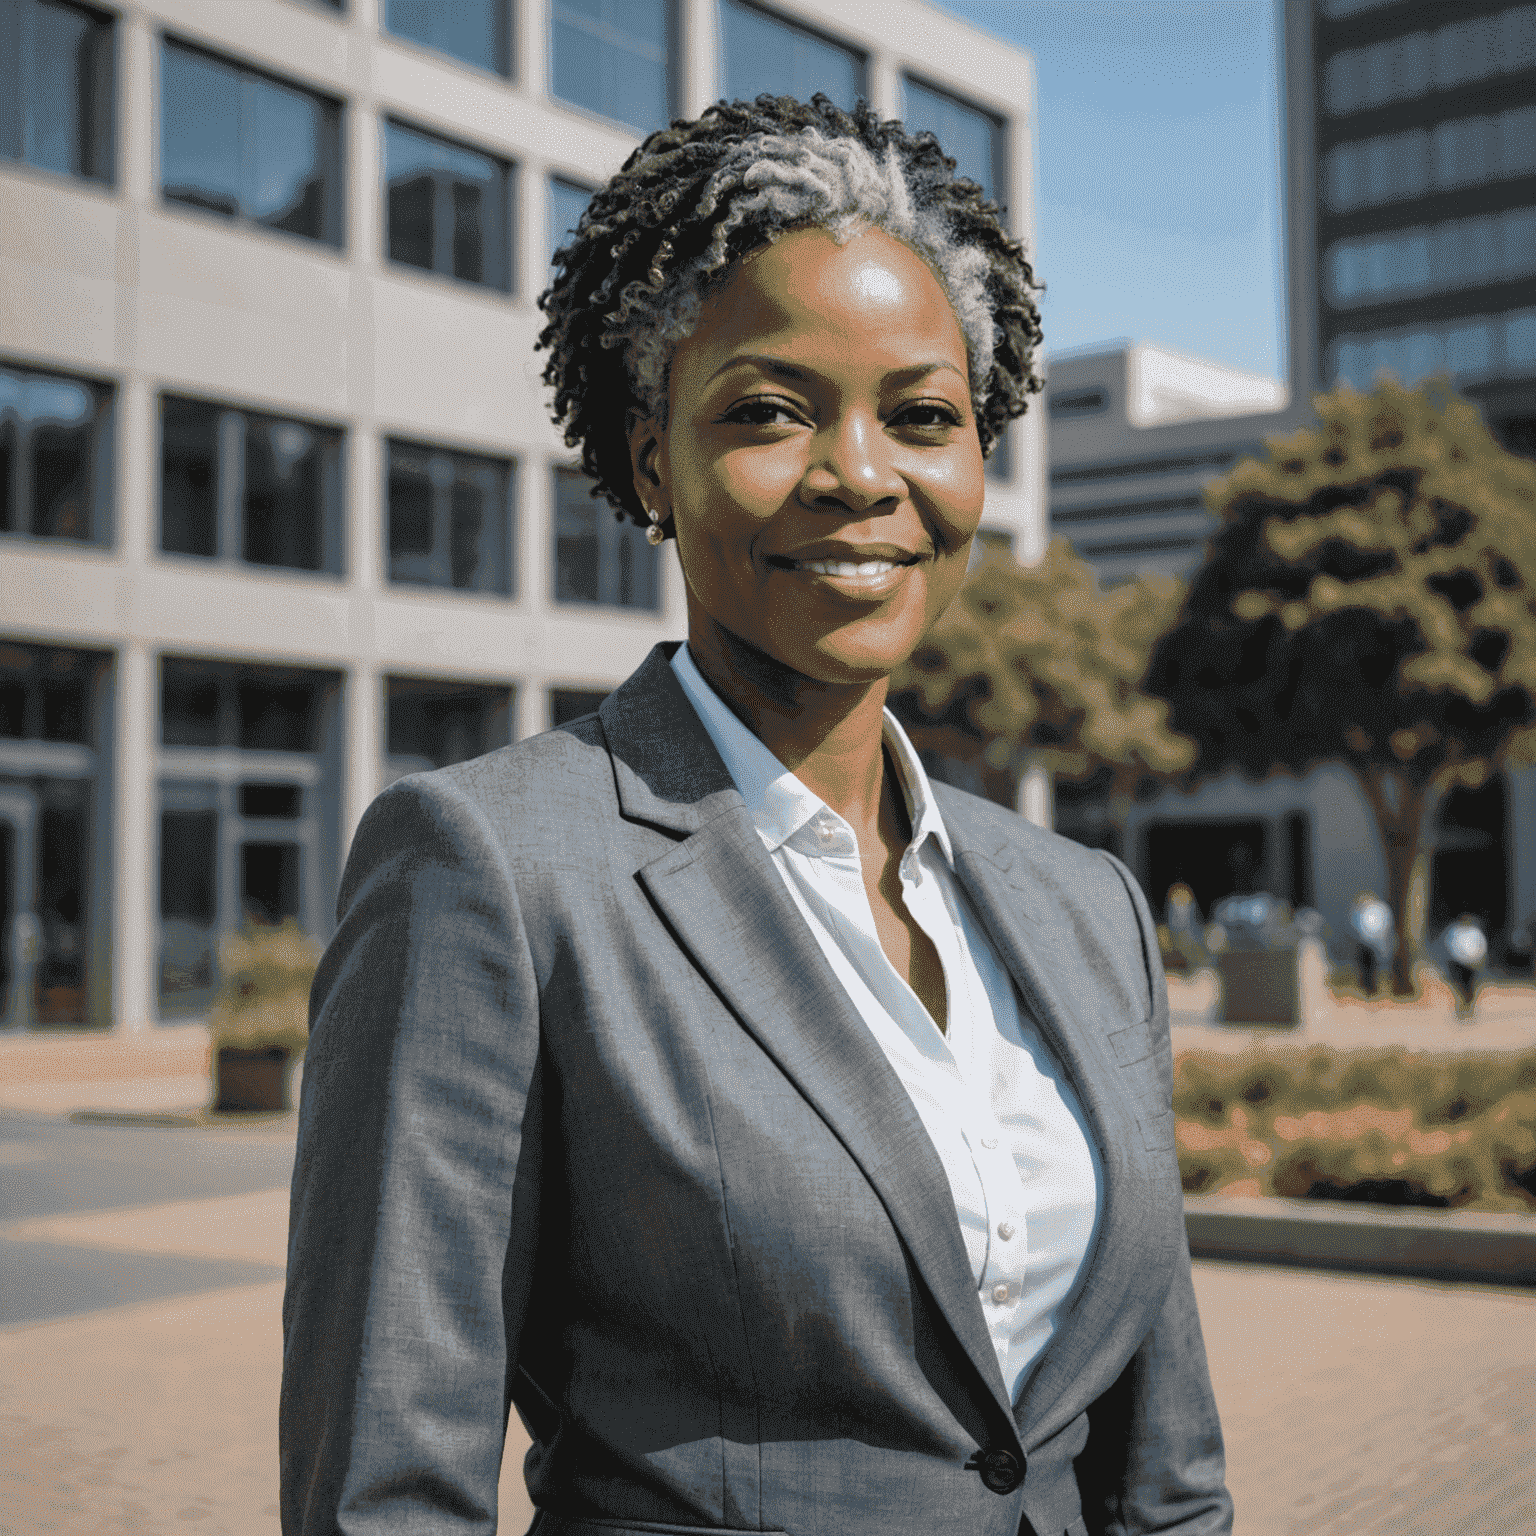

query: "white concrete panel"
xmin=149 ymin=0 xmax=354 ymax=92
xmin=0 ymin=174 xmax=120 ymax=283
xmin=134 ymin=215 xmax=354 ymax=412
xmin=0 ymin=547 xmax=129 ymax=639
xmin=129 ymin=562 xmax=358 ymax=661
xmin=370 ymin=275 xmax=541 ymax=448
xmin=0 ymin=259 xmax=120 ymax=374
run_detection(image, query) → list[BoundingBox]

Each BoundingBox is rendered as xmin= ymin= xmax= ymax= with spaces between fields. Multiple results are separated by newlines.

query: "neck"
xmin=686 ymin=616 xmax=892 ymax=830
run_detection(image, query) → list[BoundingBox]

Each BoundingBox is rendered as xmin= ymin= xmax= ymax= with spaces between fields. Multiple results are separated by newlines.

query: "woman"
xmin=281 ymin=95 xmax=1232 ymax=1536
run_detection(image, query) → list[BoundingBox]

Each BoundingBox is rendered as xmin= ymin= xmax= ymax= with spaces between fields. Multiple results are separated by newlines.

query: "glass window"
xmin=1328 ymin=203 xmax=1536 ymax=309
xmin=0 ymin=0 xmax=114 ymax=184
xmin=386 ymin=439 xmax=513 ymax=594
xmin=719 ymin=0 xmax=863 ymax=113
xmin=903 ymin=78 xmax=1003 ymax=207
xmin=384 ymin=119 xmax=511 ymax=290
xmin=1500 ymin=105 xmax=1536 ymax=179
xmin=0 ymin=361 xmax=113 ymax=545
xmin=384 ymin=0 xmax=509 ymax=76
xmin=550 ymin=0 xmax=671 ymax=134
xmin=1507 ymin=309 xmax=1536 ymax=371
xmin=0 ymin=642 xmax=102 ymax=746
xmin=549 ymin=687 xmax=608 ymax=727
xmin=156 ymin=658 xmax=341 ymax=1016
xmin=549 ymin=175 xmax=595 ymax=269
xmin=552 ymin=467 xmax=661 ymax=610
xmin=158 ymin=394 xmax=344 ymax=573
xmin=160 ymin=40 xmax=343 ymax=246
xmin=384 ymin=675 xmax=513 ymax=780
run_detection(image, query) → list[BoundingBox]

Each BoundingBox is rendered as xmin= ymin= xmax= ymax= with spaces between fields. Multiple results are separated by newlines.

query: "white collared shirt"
xmin=671 ymin=645 xmax=1102 ymax=1402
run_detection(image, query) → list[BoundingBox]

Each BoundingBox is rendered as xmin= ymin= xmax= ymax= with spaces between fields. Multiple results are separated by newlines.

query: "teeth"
xmin=799 ymin=560 xmax=899 ymax=577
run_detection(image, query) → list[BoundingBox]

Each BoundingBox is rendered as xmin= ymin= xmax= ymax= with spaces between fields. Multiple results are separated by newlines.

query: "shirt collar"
xmin=671 ymin=643 xmax=954 ymax=866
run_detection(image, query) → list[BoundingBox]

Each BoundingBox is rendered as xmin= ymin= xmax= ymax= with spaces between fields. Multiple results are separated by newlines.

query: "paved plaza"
xmin=2 ymin=1109 xmax=1533 ymax=1536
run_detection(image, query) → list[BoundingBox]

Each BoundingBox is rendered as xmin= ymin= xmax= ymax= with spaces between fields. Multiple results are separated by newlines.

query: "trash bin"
xmin=1210 ymin=893 xmax=1301 ymax=1027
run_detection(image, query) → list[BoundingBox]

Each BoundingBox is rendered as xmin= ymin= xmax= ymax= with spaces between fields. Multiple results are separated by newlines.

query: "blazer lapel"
xmin=599 ymin=649 xmax=1019 ymax=1432
xmin=938 ymin=797 xmax=1170 ymax=1447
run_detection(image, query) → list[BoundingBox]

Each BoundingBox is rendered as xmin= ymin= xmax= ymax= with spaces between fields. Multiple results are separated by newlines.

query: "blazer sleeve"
xmin=1077 ymin=853 xmax=1235 ymax=1536
xmin=280 ymin=773 xmax=544 ymax=1536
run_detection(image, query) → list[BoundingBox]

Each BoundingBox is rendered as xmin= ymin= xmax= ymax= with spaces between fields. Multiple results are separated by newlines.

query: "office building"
xmin=1284 ymin=0 xmax=1536 ymax=451
xmin=0 ymin=0 xmax=1044 ymax=1031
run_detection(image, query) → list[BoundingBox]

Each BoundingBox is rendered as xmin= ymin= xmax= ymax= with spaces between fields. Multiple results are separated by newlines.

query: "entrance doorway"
xmin=1431 ymin=777 xmax=1508 ymax=949
xmin=0 ymin=786 xmax=39 ymax=1031
xmin=1144 ymin=818 xmax=1268 ymax=920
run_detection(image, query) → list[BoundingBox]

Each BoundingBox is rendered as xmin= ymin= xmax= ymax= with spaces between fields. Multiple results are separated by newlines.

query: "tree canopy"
xmin=1146 ymin=377 xmax=1536 ymax=991
xmin=890 ymin=538 xmax=1193 ymax=799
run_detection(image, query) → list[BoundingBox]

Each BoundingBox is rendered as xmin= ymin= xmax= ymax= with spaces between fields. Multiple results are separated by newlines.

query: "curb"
xmin=1185 ymin=1194 xmax=1536 ymax=1287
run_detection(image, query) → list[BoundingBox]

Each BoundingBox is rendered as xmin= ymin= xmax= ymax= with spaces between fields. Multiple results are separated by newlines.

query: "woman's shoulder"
xmin=362 ymin=715 xmax=619 ymax=854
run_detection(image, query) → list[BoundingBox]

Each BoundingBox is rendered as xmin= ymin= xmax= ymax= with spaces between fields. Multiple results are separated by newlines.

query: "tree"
xmin=1146 ymin=377 xmax=1536 ymax=995
xmin=890 ymin=538 xmax=1193 ymax=805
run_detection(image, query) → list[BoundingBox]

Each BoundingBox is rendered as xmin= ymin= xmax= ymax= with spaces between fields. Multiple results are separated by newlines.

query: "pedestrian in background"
xmin=1441 ymin=912 xmax=1488 ymax=1019
xmin=1163 ymin=880 xmax=1205 ymax=972
xmin=1348 ymin=890 xmax=1393 ymax=996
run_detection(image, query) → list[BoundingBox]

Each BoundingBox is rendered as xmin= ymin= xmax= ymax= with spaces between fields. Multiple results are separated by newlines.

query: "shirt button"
xmin=997 ymin=1221 xmax=1016 ymax=1241
xmin=815 ymin=819 xmax=836 ymax=846
xmin=991 ymin=1282 xmax=1010 ymax=1304
xmin=980 ymin=1135 xmax=999 ymax=1150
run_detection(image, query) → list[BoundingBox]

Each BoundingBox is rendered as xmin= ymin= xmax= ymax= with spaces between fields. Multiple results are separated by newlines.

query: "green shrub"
xmin=206 ymin=921 xmax=320 ymax=1058
xmin=1173 ymin=1046 xmax=1536 ymax=1213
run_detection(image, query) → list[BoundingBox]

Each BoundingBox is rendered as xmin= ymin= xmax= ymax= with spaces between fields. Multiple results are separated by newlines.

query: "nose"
xmin=797 ymin=410 xmax=905 ymax=514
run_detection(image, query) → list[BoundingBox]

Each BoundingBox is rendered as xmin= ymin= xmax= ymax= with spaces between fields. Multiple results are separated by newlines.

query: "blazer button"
xmin=972 ymin=1447 xmax=1023 ymax=1494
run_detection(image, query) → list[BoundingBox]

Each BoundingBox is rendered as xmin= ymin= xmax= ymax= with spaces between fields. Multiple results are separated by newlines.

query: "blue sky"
xmin=930 ymin=0 xmax=1287 ymax=381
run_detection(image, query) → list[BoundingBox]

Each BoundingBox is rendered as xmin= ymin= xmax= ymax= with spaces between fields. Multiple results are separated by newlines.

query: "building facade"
xmin=1284 ymin=0 xmax=1536 ymax=450
xmin=0 ymin=0 xmax=1044 ymax=1032
xmin=1045 ymin=339 xmax=1536 ymax=967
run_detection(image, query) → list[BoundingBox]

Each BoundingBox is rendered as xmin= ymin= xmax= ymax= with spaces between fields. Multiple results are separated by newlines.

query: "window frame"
xmin=547 ymin=0 xmax=677 ymax=135
xmin=550 ymin=463 xmax=663 ymax=613
xmin=0 ymin=356 xmax=115 ymax=547
xmin=382 ymin=673 xmax=516 ymax=782
xmin=0 ymin=0 xmax=117 ymax=188
xmin=900 ymin=72 xmax=1007 ymax=217
xmin=381 ymin=115 xmax=515 ymax=294
xmin=383 ymin=434 xmax=517 ymax=598
xmin=717 ymin=0 xmax=867 ymax=115
xmin=381 ymin=0 xmax=513 ymax=80
xmin=156 ymin=390 xmax=347 ymax=576
xmin=157 ymin=33 xmax=347 ymax=251
xmin=548 ymin=173 xmax=598 ymax=273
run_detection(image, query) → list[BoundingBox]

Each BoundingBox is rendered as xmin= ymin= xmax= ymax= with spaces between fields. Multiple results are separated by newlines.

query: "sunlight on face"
xmin=632 ymin=225 xmax=986 ymax=687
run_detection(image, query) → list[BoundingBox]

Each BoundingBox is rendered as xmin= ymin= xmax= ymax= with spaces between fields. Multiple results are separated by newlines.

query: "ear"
xmin=626 ymin=408 xmax=667 ymax=513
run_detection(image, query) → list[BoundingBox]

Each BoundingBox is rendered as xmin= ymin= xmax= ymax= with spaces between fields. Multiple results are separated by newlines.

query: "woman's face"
xmin=633 ymin=224 xmax=986 ymax=687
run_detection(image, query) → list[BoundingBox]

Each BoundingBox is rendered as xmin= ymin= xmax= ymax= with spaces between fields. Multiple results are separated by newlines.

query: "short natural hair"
xmin=537 ymin=94 xmax=1043 ymax=530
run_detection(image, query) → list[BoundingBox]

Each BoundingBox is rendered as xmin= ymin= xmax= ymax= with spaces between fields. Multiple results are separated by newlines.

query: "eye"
xmin=890 ymin=400 xmax=965 ymax=431
xmin=720 ymin=396 xmax=806 ymax=428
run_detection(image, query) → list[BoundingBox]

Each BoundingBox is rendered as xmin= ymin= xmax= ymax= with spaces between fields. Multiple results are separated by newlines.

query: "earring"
xmin=645 ymin=506 xmax=665 ymax=546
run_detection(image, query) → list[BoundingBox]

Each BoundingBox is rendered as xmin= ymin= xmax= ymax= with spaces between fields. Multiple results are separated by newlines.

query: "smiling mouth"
xmin=768 ymin=554 xmax=922 ymax=577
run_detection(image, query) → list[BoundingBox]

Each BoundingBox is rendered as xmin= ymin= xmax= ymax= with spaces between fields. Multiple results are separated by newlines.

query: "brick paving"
xmin=1192 ymin=1261 xmax=1535 ymax=1535
xmin=3 ymin=1181 xmax=1532 ymax=1531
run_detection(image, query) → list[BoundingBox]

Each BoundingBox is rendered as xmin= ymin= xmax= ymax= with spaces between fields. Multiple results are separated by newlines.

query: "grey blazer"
xmin=281 ymin=643 xmax=1233 ymax=1536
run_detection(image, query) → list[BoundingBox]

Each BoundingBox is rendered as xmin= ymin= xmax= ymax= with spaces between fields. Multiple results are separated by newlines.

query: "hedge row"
xmin=1173 ymin=1045 xmax=1536 ymax=1213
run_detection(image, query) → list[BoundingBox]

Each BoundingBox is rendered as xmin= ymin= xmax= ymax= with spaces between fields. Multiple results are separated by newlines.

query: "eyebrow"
xmin=705 ymin=355 xmax=967 ymax=389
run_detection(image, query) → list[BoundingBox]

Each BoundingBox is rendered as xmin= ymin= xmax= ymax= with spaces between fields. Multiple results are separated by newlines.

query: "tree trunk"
xmin=1355 ymin=769 xmax=1429 ymax=997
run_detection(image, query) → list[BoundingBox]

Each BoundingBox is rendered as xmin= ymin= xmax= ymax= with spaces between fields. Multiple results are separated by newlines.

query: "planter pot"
xmin=1217 ymin=949 xmax=1301 ymax=1027
xmin=214 ymin=1045 xmax=293 ymax=1112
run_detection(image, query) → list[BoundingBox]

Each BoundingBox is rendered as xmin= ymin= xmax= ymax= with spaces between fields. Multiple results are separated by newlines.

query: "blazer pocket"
xmin=1105 ymin=1015 xmax=1154 ymax=1068
xmin=531 ymin=1516 xmax=788 ymax=1536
